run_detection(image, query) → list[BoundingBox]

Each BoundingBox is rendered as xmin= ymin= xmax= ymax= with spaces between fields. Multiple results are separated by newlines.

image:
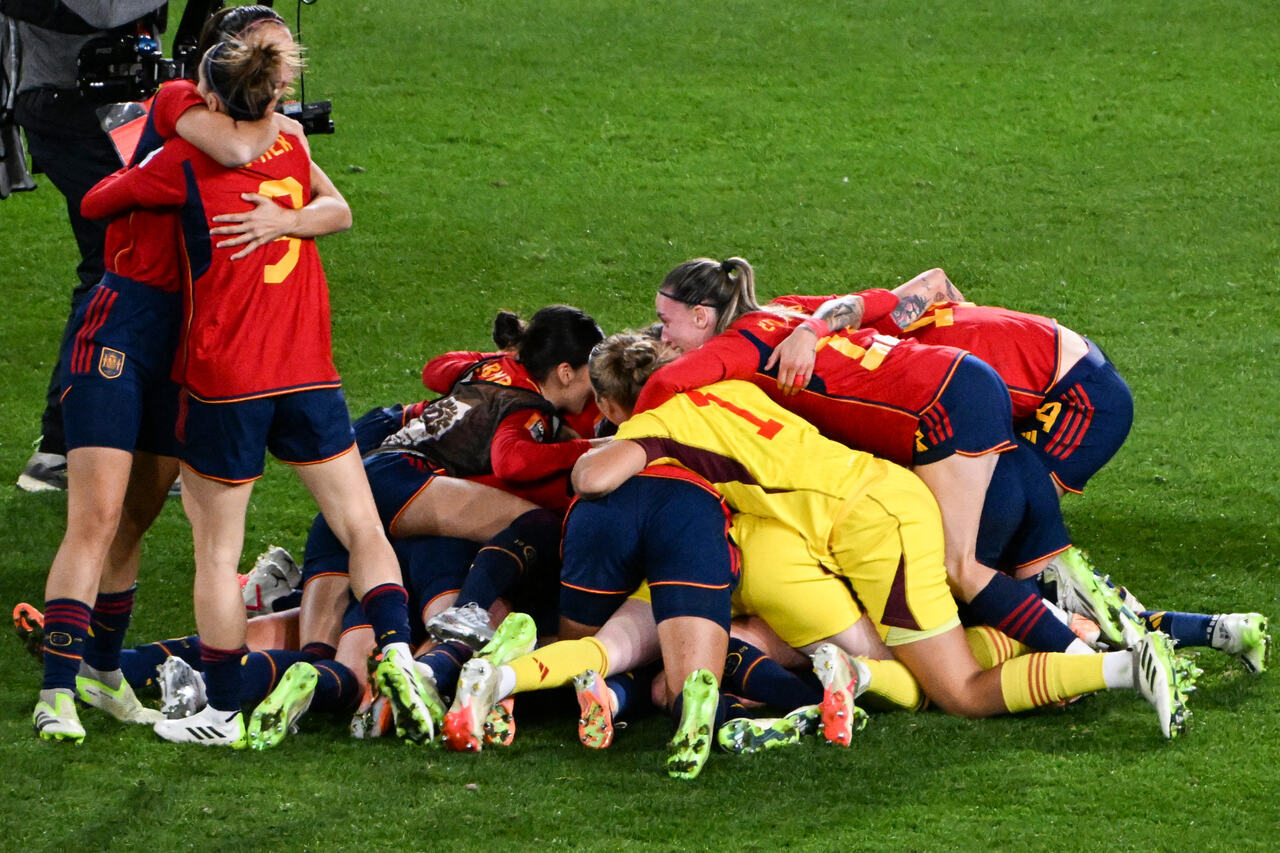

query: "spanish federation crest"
xmin=98 ymin=347 xmax=125 ymax=379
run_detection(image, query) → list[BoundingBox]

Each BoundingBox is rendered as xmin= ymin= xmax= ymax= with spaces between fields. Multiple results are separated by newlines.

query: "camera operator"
xmin=4 ymin=0 xmax=168 ymax=491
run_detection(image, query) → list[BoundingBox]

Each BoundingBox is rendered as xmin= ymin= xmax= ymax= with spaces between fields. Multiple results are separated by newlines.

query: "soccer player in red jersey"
xmin=78 ymin=38 xmax=436 ymax=747
xmin=637 ymin=258 xmax=1093 ymax=658
xmin=31 ymin=9 xmax=335 ymax=744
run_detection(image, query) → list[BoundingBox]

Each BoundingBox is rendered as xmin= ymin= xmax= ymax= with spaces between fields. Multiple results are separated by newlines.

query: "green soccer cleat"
xmin=1045 ymin=548 xmax=1141 ymax=649
xmin=1132 ymin=630 xmax=1195 ymax=740
xmin=474 ymin=612 xmax=537 ymax=666
xmin=573 ymin=669 xmax=616 ymax=750
xmin=33 ymin=689 xmax=85 ymax=744
xmin=783 ymin=704 xmax=824 ymax=738
xmin=716 ymin=714 xmax=802 ymax=755
xmin=666 ymin=669 xmax=718 ymax=780
xmin=76 ymin=664 xmax=164 ymax=724
xmin=1210 ymin=613 xmax=1270 ymax=674
xmin=373 ymin=647 xmax=435 ymax=744
xmin=248 ymin=662 xmax=319 ymax=750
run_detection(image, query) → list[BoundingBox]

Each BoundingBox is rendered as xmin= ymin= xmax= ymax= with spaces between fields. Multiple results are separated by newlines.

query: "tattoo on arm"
xmin=941 ymin=276 xmax=963 ymax=302
xmin=891 ymin=293 xmax=929 ymax=330
xmin=813 ymin=295 xmax=865 ymax=333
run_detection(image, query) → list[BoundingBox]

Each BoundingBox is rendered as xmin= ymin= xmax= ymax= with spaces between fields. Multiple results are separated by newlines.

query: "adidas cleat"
xmin=483 ymin=698 xmax=517 ymax=747
xmin=13 ymin=602 xmax=44 ymax=662
xmin=811 ymin=644 xmax=870 ymax=747
xmin=425 ymin=602 xmax=495 ymax=650
xmin=241 ymin=546 xmax=302 ymax=616
xmin=153 ymin=705 xmax=247 ymax=748
xmin=1210 ymin=613 xmax=1270 ymax=674
xmin=158 ymin=656 xmax=208 ymax=720
xmin=76 ymin=665 xmax=163 ymax=724
xmin=17 ymin=450 xmax=67 ymax=493
xmin=666 ymin=669 xmax=718 ymax=780
xmin=33 ymin=690 xmax=85 ymax=744
xmin=442 ymin=658 xmax=502 ymax=752
xmin=783 ymin=704 xmax=823 ymax=738
xmin=716 ymin=714 xmax=802 ymax=755
xmin=1132 ymin=630 xmax=1195 ymax=739
xmin=475 ymin=612 xmax=536 ymax=666
xmin=573 ymin=669 xmax=615 ymax=750
xmin=373 ymin=647 xmax=435 ymax=744
xmin=1045 ymin=548 xmax=1140 ymax=649
xmin=248 ymin=662 xmax=318 ymax=750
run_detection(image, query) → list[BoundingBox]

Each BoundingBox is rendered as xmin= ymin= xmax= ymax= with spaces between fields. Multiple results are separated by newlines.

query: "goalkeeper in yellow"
xmin=573 ymin=333 xmax=1196 ymax=741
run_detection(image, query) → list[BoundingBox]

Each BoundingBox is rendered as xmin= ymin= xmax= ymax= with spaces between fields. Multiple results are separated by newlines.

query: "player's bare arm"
xmin=764 ymin=293 xmax=865 ymax=395
xmin=889 ymin=268 xmax=965 ymax=330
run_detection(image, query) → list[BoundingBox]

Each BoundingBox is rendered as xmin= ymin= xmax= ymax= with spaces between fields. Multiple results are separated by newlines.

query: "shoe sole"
xmin=249 ymin=663 xmax=318 ymax=750
xmin=13 ymin=603 xmax=44 ymax=662
xmin=812 ymin=645 xmax=859 ymax=747
xmin=574 ymin=671 xmax=614 ymax=750
xmin=17 ymin=474 xmax=65 ymax=493
xmin=483 ymin=698 xmax=516 ymax=747
xmin=717 ymin=717 xmax=800 ymax=754
xmin=1053 ymin=558 xmax=1130 ymax=647
xmin=476 ymin=613 xmax=536 ymax=666
xmin=666 ymin=670 xmax=717 ymax=780
xmin=374 ymin=658 xmax=433 ymax=744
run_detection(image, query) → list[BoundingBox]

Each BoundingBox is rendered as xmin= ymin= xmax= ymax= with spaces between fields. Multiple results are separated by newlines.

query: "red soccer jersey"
xmin=636 ymin=300 xmax=968 ymax=466
xmin=877 ymin=302 xmax=1061 ymax=419
xmin=83 ymin=132 xmax=339 ymax=400
xmin=93 ymin=81 xmax=208 ymax=291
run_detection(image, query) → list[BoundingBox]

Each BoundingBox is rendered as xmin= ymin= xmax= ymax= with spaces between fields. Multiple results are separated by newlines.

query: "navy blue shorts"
xmin=977 ymin=442 xmax=1070 ymax=571
xmin=353 ymin=404 xmax=408 ymax=455
xmin=178 ymin=386 xmax=356 ymax=483
xmin=560 ymin=476 xmax=738 ymax=630
xmin=59 ymin=274 xmax=182 ymax=455
xmin=1015 ymin=340 xmax=1133 ymax=493
xmin=362 ymin=450 xmax=441 ymax=534
xmin=913 ymin=354 xmax=1017 ymax=466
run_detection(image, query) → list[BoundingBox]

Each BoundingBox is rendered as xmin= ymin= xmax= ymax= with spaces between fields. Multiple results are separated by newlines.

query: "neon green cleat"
xmin=1210 ymin=613 xmax=1270 ymax=674
xmin=33 ymin=689 xmax=85 ymax=744
xmin=666 ymin=669 xmax=718 ymax=780
xmin=373 ymin=647 xmax=435 ymax=744
xmin=716 ymin=714 xmax=802 ymax=755
xmin=248 ymin=662 xmax=318 ymax=750
xmin=76 ymin=664 xmax=163 ymax=724
xmin=1045 ymin=548 xmax=1140 ymax=649
xmin=475 ymin=612 xmax=536 ymax=666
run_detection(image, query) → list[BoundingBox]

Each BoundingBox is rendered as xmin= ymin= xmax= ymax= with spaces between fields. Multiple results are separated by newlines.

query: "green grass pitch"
xmin=0 ymin=1 xmax=1276 ymax=849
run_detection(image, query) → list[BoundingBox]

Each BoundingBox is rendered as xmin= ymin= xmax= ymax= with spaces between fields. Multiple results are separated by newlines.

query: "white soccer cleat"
xmin=1044 ymin=548 xmax=1140 ymax=649
xmin=33 ymin=689 xmax=85 ymax=744
xmin=1131 ymin=630 xmax=1194 ymax=739
xmin=441 ymin=658 xmax=502 ymax=752
xmin=241 ymin=546 xmax=302 ymax=615
xmin=158 ymin=656 xmax=208 ymax=720
xmin=1210 ymin=613 xmax=1270 ymax=674
xmin=153 ymin=704 xmax=247 ymax=748
xmin=76 ymin=664 xmax=163 ymax=724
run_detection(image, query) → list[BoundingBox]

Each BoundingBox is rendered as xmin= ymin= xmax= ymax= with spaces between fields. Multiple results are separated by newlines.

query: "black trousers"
xmin=19 ymin=91 xmax=122 ymax=454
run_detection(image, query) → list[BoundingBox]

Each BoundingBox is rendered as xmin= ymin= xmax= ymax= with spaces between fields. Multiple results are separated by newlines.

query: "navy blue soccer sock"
xmin=970 ymin=571 xmax=1079 ymax=653
xmin=1141 ymin=611 xmax=1215 ymax=648
xmin=120 ymin=634 xmax=203 ymax=690
xmin=360 ymin=583 xmax=413 ymax=651
xmin=82 ymin=586 xmax=135 ymax=673
xmin=201 ymin=642 xmax=246 ymax=713
xmin=41 ymin=598 xmax=92 ymax=691
xmin=240 ymin=649 xmax=324 ymax=706
xmin=311 ymin=659 xmax=361 ymax=714
xmin=415 ymin=640 xmax=472 ymax=697
xmin=722 ymin=640 xmax=823 ymax=709
xmin=456 ymin=508 xmax=561 ymax=609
